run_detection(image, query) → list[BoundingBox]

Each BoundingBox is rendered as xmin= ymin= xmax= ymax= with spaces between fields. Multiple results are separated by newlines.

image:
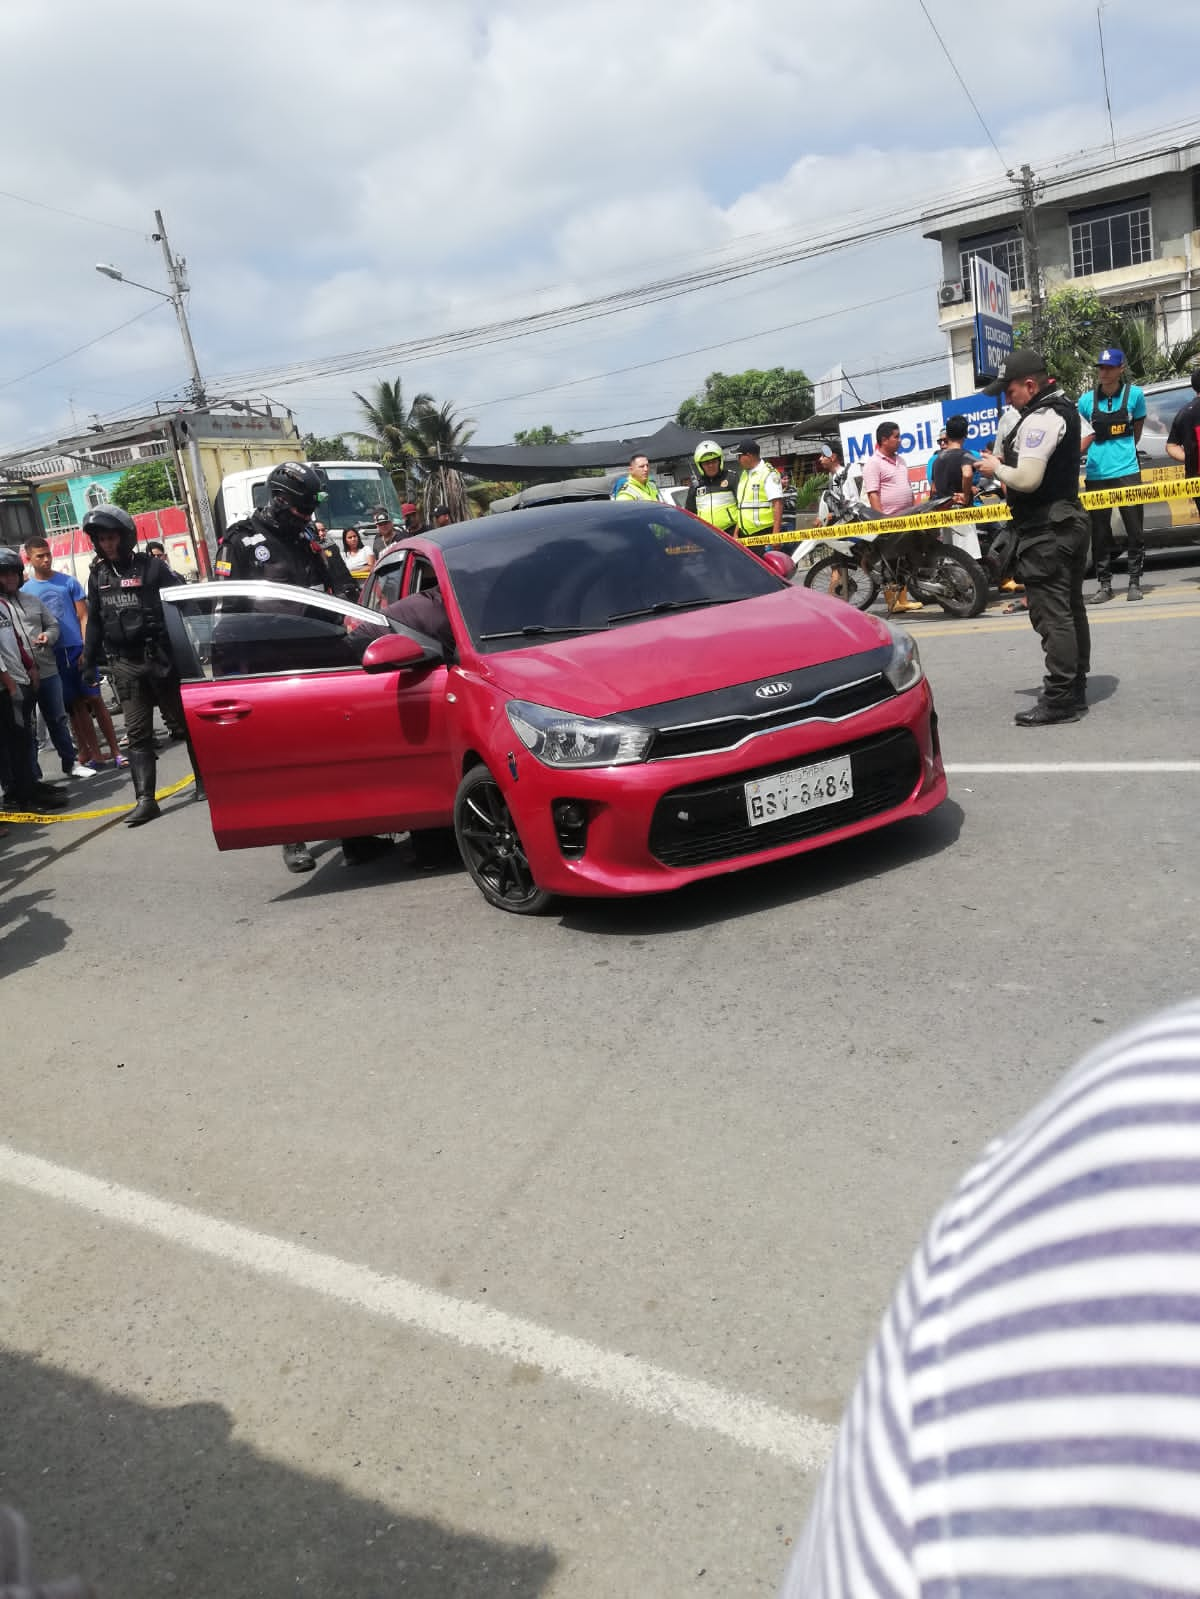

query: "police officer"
xmin=215 ymin=461 xmax=337 ymax=872
xmin=613 ymin=453 xmax=658 ymax=502
xmin=79 ymin=505 xmax=185 ymax=824
xmin=684 ymin=440 xmax=738 ymax=531
xmin=734 ymin=439 xmax=784 ymax=545
xmin=977 ymin=348 xmax=1091 ymax=726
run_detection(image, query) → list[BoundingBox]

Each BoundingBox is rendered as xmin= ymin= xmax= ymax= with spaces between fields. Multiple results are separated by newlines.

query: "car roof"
xmin=414 ymin=499 xmax=687 ymax=552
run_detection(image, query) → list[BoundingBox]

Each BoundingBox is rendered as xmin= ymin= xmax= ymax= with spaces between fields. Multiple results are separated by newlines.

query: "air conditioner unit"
xmin=939 ymin=281 xmax=966 ymax=307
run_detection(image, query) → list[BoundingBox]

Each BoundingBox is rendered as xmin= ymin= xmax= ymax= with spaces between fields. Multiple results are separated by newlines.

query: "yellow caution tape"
xmin=738 ymin=475 xmax=1200 ymax=545
xmin=1081 ymin=474 xmax=1200 ymax=510
xmin=2 ymin=774 xmax=195 ymax=827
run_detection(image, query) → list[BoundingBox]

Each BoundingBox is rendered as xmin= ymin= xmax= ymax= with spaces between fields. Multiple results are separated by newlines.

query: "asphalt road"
xmin=2 ymin=550 xmax=1198 ymax=1598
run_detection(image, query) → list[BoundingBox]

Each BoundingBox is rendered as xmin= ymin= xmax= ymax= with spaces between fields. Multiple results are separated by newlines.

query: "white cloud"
xmin=0 ymin=0 xmax=1197 ymax=454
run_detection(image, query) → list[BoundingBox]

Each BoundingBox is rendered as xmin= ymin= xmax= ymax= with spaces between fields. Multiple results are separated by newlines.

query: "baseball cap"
xmin=736 ymin=438 xmax=760 ymax=455
xmin=401 ymin=502 xmax=417 ymax=516
xmin=374 ymin=510 xmax=393 ymax=524
xmin=433 ymin=504 xmax=451 ymax=518
xmin=981 ymin=346 xmax=1048 ymax=396
xmin=1097 ymin=347 xmax=1125 ymax=367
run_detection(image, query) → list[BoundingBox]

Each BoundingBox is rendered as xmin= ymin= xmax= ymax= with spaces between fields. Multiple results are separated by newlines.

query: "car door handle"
xmin=194 ymin=699 xmax=253 ymax=722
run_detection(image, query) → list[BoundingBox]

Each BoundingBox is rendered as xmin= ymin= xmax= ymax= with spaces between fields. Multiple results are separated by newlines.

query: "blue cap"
xmin=1097 ymin=347 xmax=1125 ymax=366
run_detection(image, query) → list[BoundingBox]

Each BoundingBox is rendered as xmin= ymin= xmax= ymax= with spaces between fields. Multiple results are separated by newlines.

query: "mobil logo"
xmin=941 ymin=394 xmax=1000 ymax=449
xmin=840 ymin=403 xmax=945 ymax=466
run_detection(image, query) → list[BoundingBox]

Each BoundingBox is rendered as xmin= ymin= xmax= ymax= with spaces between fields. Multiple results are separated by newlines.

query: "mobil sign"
xmin=971 ymin=254 xmax=1013 ymax=379
xmin=839 ymin=394 xmax=1000 ymax=469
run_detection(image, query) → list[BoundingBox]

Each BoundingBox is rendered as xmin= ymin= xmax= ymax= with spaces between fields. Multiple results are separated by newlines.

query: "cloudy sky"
xmin=1 ymin=0 xmax=1197 ymax=457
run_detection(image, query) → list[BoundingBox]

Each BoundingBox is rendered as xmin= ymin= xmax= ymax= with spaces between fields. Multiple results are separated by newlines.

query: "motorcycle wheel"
xmin=803 ymin=553 xmax=880 ymax=612
xmin=908 ymin=545 xmax=988 ymax=618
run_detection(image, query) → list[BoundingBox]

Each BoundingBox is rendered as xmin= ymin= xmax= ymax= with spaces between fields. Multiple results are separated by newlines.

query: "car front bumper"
xmin=506 ymin=679 xmax=945 ymax=898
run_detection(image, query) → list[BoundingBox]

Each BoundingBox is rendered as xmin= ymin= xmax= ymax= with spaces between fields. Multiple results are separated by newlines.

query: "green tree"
xmin=409 ymin=399 xmax=476 ymax=459
xmin=110 ymin=459 xmax=178 ymax=515
xmin=1016 ymin=289 xmax=1200 ymax=398
xmin=513 ymin=424 xmax=581 ymax=446
xmin=348 ymin=377 xmax=431 ymax=492
xmin=676 ymin=367 xmax=814 ymax=430
xmin=300 ymin=432 xmax=356 ymax=461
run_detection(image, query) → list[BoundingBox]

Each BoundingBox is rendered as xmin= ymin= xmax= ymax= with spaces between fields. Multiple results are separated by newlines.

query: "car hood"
xmin=477 ymin=588 xmax=895 ymax=717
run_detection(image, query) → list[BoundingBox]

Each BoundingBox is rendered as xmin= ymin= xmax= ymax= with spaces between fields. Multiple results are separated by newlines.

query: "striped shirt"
xmin=781 ymin=1000 xmax=1200 ymax=1597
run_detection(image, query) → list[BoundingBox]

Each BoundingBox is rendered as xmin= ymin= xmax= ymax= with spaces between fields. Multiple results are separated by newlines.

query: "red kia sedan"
xmin=162 ymin=502 xmax=946 ymax=914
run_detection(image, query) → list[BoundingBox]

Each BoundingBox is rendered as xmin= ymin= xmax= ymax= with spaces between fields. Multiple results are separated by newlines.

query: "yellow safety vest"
xmin=615 ymin=475 xmax=658 ymax=502
xmin=736 ymin=460 xmax=781 ymax=536
xmin=693 ymin=476 xmax=739 ymax=531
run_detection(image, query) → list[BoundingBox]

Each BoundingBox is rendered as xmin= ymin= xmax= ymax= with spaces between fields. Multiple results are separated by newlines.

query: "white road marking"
xmin=947 ymin=762 xmax=1200 ymax=774
xmin=0 ymin=1142 xmax=836 ymax=1472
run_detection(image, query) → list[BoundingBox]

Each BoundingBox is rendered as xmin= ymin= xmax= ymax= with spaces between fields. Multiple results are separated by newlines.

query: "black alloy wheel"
xmin=454 ymin=765 xmax=554 ymax=915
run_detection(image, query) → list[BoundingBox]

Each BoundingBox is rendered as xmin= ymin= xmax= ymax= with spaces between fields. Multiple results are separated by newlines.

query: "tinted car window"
xmin=441 ymin=503 xmax=782 ymax=653
xmin=173 ymin=593 xmax=391 ymax=680
xmin=363 ymin=556 xmax=407 ymax=612
xmin=1141 ymin=382 xmax=1193 ymax=464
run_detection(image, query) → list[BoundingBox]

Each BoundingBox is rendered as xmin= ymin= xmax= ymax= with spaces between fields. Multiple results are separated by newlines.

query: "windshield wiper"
xmin=478 ymin=623 xmax=607 ymax=641
xmin=606 ymin=597 xmax=740 ymax=624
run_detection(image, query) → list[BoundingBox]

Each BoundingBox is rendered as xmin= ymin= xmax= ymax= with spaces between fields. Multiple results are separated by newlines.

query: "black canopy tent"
xmin=445 ymin=420 xmax=807 ymax=482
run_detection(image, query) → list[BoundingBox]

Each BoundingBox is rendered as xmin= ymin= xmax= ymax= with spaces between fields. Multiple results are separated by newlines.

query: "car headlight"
xmin=882 ymin=625 xmax=923 ymax=693
xmin=506 ymin=700 xmax=653 ymax=767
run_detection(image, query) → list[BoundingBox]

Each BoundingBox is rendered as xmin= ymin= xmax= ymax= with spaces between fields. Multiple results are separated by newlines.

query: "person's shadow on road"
xmin=1014 ymin=672 xmax=1119 ymax=706
xmin=0 ymin=888 xmax=70 ymax=976
xmin=1 ymin=1350 xmax=557 ymax=1599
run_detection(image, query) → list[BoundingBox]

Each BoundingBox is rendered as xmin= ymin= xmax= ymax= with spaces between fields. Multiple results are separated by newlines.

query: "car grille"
xmin=647 ymin=674 xmax=892 ymax=759
xmin=648 ymin=729 xmax=921 ymax=868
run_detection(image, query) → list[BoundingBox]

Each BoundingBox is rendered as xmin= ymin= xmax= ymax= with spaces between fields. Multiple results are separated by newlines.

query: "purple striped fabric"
xmin=780 ymin=1002 xmax=1200 ymax=1597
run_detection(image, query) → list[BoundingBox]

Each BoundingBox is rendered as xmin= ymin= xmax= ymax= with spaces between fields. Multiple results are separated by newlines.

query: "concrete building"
xmin=923 ymin=140 xmax=1200 ymax=396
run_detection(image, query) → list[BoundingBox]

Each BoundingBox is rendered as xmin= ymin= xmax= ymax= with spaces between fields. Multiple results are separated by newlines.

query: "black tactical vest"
xmin=94 ymin=552 xmax=161 ymax=657
xmin=1001 ymin=386 xmax=1082 ymax=526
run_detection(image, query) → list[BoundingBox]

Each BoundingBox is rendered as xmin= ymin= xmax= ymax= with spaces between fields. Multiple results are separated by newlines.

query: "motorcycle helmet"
xmin=0 ymin=546 xmax=25 ymax=585
xmin=693 ymin=439 xmax=724 ymax=470
xmin=82 ymin=504 xmax=138 ymax=560
xmin=266 ymin=461 xmax=323 ymax=521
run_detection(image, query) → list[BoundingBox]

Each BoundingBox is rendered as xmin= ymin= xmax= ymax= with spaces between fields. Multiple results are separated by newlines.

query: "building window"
xmin=85 ymin=483 xmax=109 ymax=509
xmin=42 ymin=491 xmax=78 ymax=530
xmin=959 ymin=230 xmax=1027 ymax=296
xmin=1070 ymin=195 xmax=1153 ymax=276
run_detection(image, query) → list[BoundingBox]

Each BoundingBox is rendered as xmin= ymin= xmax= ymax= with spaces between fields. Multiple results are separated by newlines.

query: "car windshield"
xmin=440 ymin=502 xmax=783 ymax=653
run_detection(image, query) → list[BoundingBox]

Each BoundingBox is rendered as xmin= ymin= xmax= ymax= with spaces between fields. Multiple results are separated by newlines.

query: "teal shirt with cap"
xmin=1078 ymin=382 xmax=1146 ymax=480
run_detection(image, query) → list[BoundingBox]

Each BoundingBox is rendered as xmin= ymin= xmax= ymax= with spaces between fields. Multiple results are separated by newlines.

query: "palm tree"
xmin=1109 ymin=315 xmax=1200 ymax=385
xmin=408 ymin=399 xmax=476 ymax=460
xmin=348 ymin=377 xmax=431 ymax=494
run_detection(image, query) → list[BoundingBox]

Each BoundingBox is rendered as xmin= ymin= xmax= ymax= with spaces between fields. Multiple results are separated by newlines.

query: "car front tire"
xmin=453 ymin=764 xmax=555 ymax=916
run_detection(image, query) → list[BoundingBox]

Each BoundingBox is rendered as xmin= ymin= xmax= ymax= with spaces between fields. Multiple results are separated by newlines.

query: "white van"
xmin=214 ymin=461 xmax=404 ymax=540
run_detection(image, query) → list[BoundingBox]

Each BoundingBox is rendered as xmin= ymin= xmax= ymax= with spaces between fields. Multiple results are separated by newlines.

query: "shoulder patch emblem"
xmin=254 ymin=544 xmax=272 ymax=563
xmin=215 ymin=560 xmax=232 ymax=576
xmin=242 ymin=533 xmax=266 ymax=548
xmin=1023 ymin=428 xmax=1046 ymax=447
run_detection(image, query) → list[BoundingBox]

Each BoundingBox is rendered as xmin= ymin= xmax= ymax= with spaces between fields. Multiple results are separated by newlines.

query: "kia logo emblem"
xmin=755 ymin=681 xmax=792 ymax=700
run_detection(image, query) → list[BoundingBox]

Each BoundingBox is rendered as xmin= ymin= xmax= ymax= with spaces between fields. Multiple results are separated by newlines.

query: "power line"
xmin=917 ymin=0 xmax=1008 ymax=171
xmin=0 ymin=186 xmax=146 ymax=236
xmin=0 ymin=303 xmax=164 ymax=392
xmin=1096 ymin=4 xmax=1118 ymax=158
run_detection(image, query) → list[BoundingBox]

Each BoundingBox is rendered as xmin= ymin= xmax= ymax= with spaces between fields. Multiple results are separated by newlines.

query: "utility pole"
xmin=151 ymin=209 xmax=206 ymax=407
xmin=1013 ymin=163 xmax=1046 ymax=349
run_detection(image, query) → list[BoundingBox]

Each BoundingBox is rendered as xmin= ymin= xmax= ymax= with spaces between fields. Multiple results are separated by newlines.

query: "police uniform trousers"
xmin=1016 ymin=502 xmax=1092 ymax=711
xmin=109 ymin=656 xmax=186 ymax=753
xmin=1086 ymin=471 xmax=1145 ymax=586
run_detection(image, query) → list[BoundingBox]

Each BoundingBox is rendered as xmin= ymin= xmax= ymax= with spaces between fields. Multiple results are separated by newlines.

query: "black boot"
xmin=125 ymin=749 xmax=161 ymax=827
xmin=1126 ymin=552 xmax=1144 ymax=602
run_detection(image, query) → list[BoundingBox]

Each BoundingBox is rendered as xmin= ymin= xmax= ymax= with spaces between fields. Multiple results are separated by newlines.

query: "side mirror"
xmin=762 ymin=550 xmax=796 ymax=580
xmin=362 ymin=633 xmax=434 ymax=673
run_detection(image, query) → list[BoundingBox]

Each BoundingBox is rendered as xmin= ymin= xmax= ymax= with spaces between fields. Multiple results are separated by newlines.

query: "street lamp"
xmin=94 ymin=209 xmax=206 ymax=406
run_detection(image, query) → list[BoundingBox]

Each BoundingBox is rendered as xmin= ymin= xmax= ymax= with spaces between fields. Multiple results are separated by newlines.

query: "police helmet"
xmin=267 ymin=461 xmax=323 ymax=519
xmin=82 ymin=503 xmax=138 ymax=559
xmin=0 ymin=546 xmax=25 ymax=585
xmin=693 ymin=439 xmax=724 ymax=469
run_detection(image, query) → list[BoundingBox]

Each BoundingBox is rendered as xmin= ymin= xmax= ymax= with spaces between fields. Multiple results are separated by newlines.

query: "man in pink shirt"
xmin=861 ymin=421 xmax=914 ymax=514
xmin=861 ymin=420 xmax=923 ymax=612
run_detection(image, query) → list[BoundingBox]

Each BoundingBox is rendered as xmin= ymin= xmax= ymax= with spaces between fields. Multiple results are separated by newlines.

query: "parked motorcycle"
xmin=801 ymin=496 xmax=990 ymax=618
